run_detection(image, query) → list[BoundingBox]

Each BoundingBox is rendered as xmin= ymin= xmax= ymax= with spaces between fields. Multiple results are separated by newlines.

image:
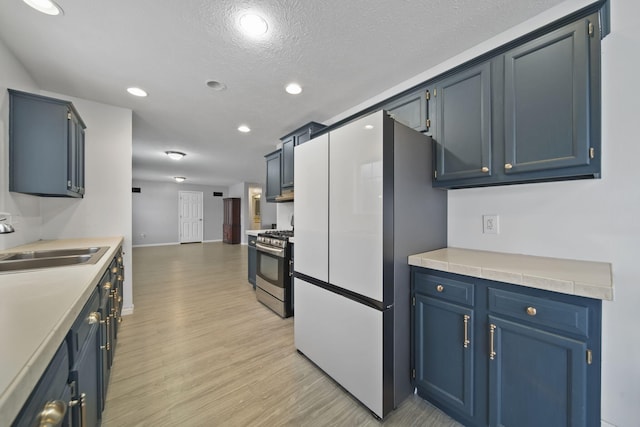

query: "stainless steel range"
xmin=255 ymin=230 xmax=293 ymax=318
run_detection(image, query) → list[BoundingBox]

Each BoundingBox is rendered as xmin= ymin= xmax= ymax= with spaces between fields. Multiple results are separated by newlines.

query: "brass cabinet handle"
xmin=38 ymin=400 xmax=67 ymax=427
xmin=69 ymin=393 xmax=86 ymax=427
xmin=526 ymin=306 xmax=537 ymax=316
xmin=463 ymin=314 xmax=470 ymax=348
xmin=103 ymin=282 xmax=112 ymax=291
xmin=436 ymin=284 xmax=444 ymax=293
xmin=489 ymin=324 xmax=497 ymax=360
xmin=117 ymin=257 xmax=122 ymax=264
xmin=87 ymin=312 xmax=100 ymax=325
xmin=481 ymin=167 xmax=489 ymax=173
xmin=505 ymin=163 xmax=513 ymax=170
xmin=105 ymin=316 xmax=111 ymax=351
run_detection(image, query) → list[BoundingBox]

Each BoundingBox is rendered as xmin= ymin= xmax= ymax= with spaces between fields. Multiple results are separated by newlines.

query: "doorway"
xmin=179 ymin=191 xmax=203 ymax=243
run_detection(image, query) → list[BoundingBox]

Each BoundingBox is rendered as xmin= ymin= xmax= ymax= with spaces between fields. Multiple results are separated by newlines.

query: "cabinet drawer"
xmin=488 ymin=288 xmax=589 ymax=337
xmin=414 ymin=272 xmax=474 ymax=306
xmin=68 ymin=287 xmax=100 ymax=363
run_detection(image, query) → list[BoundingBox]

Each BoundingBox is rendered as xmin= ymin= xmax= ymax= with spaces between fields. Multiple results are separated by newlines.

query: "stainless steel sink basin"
xmin=0 ymin=246 xmax=106 ymax=260
xmin=0 ymin=246 xmax=109 ymax=272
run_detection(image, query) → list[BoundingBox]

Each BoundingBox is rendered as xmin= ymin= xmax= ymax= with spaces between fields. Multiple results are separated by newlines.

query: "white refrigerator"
xmin=293 ymin=110 xmax=447 ymax=419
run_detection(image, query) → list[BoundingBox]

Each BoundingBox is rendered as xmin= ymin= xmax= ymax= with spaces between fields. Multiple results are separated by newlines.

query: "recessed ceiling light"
xmin=174 ymin=177 xmax=186 ymax=183
xmin=239 ymin=13 xmax=268 ymax=37
xmin=238 ymin=125 xmax=251 ymax=133
xmin=22 ymin=0 xmax=63 ymax=15
xmin=165 ymin=151 xmax=186 ymax=160
xmin=285 ymin=83 xmax=302 ymax=95
xmin=364 ymin=125 xmax=374 ymax=130
xmin=127 ymin=87 xmax=148 ymax=97
xmin=206 ymin=80 xmax=227 ymax=91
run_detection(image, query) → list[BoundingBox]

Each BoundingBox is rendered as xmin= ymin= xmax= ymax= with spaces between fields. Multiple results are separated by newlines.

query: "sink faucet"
xmin=0 ymin=213 xmax=15 ymax=234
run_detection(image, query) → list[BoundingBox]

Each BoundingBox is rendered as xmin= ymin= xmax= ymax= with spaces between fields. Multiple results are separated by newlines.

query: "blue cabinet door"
xmin=503 ymin=18 xmax=592 ymax=175
xmin=70 ymin=319 xmax=101 ymax=426
xmin=281 ymin=136 xmax=295 ymax=189
xmin=385 ymin=89 xmax=428 ymax=132
xmin=431 ymin=61 xmax=492 ymax=183
xmin=488 ymin=315 xmax=587 ymax=427
xmin=265 ymin=150 xmax=281 ymax=202
xmin=414 ymin=294 xmax=474 ymax=418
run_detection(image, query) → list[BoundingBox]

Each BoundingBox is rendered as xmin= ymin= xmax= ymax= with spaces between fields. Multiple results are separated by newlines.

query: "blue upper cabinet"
xmin=281 ymin=136 xmax=295 ymax=190
xmin=384 ymin=88 xmax=428 ymax=132
xmin=432 ymin=11 xmax=602 ymax=189
xmin=8 ymin=89 xmax=86 ymax=197
xmin=266 ymin=122 xmax=325 ymax=203
xmin=503 ymin=19 xmax=594 ymax=176
xmin=430 ymin=62 xmax=493 ymax=182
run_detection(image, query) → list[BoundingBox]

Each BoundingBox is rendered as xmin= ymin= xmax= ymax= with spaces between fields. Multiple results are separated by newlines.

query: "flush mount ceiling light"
xmin=126 ymin=87 xmax=148 ymax=97
xmin=22 ymin=0 xmax=63 ymax=15
xmin=174 ymin=177 xmax=186 ymax=183
xmin=285 ymin=83 xmax=302 ymax=95
xmin=165 ymin=151 xmax=186 ymax=160
xmin=238 ymin=125 xmax=251 ymax=133
xmin=206 ymin=80 xmax=227 ymax=91
xmin=239 ymin=13 xmax=268 ymax=37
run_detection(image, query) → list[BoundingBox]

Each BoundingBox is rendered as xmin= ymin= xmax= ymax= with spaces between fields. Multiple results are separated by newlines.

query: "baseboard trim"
xmin=132 ymin=242 xmax=180 ymax=248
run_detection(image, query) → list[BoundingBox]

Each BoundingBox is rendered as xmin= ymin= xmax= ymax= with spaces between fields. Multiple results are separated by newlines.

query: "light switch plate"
xmin=483 ymin=215 xmax=499 ymax=234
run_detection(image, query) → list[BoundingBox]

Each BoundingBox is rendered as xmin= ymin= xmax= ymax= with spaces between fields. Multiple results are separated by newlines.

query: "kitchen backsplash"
xmin=276 ymin=202 xmax=294 ymax=230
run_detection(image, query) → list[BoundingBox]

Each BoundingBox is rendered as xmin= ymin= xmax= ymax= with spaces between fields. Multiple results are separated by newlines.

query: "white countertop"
xmin=0 ymin=236 xmax=123 ymax=426
xmin=409 ymin=247 xmax=613 ymax=301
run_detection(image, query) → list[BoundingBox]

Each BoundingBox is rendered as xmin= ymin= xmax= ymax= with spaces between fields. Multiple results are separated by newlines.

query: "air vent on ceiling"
xmin=213 ymin=192 xmax=223 ymax=197
xmin=132 ymin=187 xmax=141 ymax=193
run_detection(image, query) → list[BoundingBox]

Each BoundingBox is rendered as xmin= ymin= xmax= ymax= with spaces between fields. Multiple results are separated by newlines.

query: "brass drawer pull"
xmin=463 ymin=314 xmax=470 ymax=348
xmin=505 ymin=163 xmax=513 ymax=170
xmin=481 ymin=166 xmax=489 ymax=173
xmin=489 ymin=324 xmax=497 ymax=360
xmin=436 ymin=284 xmax=444 ymax=293
xmin=526 ymin=306 xmax=537 ymax=316
xmin=69 ymin=393 xmax=86 ymax=427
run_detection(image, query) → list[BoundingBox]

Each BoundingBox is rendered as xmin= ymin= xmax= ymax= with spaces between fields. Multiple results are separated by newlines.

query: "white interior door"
xmin=179 ymin=191 xmax=203 ymax=243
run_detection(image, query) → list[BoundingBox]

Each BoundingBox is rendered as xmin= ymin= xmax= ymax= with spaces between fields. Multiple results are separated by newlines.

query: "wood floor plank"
xmin=101 ymin=242 xmax=461 ymax=426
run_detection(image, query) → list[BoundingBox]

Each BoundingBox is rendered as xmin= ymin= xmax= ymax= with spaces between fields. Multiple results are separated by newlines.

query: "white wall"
xmin=0 ymin=38 xmax=43 ymax=249
xmin=38 ymin=92 xmax=134 ymax=315
xmin=445 ymin=3 xmax=639 ymax=426
xmin=132 ymin=179 xmax=227 ymax=246
xmin=0 ymin=37 xmax=134 ymax=314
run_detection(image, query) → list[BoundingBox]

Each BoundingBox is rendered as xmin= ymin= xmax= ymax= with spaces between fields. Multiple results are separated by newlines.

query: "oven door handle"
xmin=256 ymin=243 xmax=285 ymax=257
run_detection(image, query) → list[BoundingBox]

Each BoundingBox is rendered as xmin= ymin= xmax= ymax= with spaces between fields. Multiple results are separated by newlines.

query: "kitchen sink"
xmin=0 ymin=246 xmax=109 ymax=272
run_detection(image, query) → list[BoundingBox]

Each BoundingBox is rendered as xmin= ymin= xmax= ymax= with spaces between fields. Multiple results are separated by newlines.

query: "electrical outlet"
xmin=483 ymin=215 xmax=499 ymax=234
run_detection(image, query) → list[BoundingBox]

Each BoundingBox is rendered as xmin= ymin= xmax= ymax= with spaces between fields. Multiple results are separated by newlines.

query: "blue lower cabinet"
xmin=12 ymin=342 xmax=71 ymax=427
xmin=488 ymin=316 xmax=587 ymax=427
xmin=414 ymin=295 xmax=474 ymax=418
xmin=69 ymin=313 xmax=101 ymax=427
xmin=411 ymin=267 xmax=601 ymax=427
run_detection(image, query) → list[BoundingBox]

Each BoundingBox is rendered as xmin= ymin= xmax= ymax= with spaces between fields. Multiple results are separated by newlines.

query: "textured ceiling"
xmin=0 ymin=0 xmax=566 ymax=186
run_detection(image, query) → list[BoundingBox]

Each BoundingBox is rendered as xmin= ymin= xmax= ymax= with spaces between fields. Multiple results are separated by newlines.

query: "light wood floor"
xmin=101 ymin=242 xmax=461 ymax=427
